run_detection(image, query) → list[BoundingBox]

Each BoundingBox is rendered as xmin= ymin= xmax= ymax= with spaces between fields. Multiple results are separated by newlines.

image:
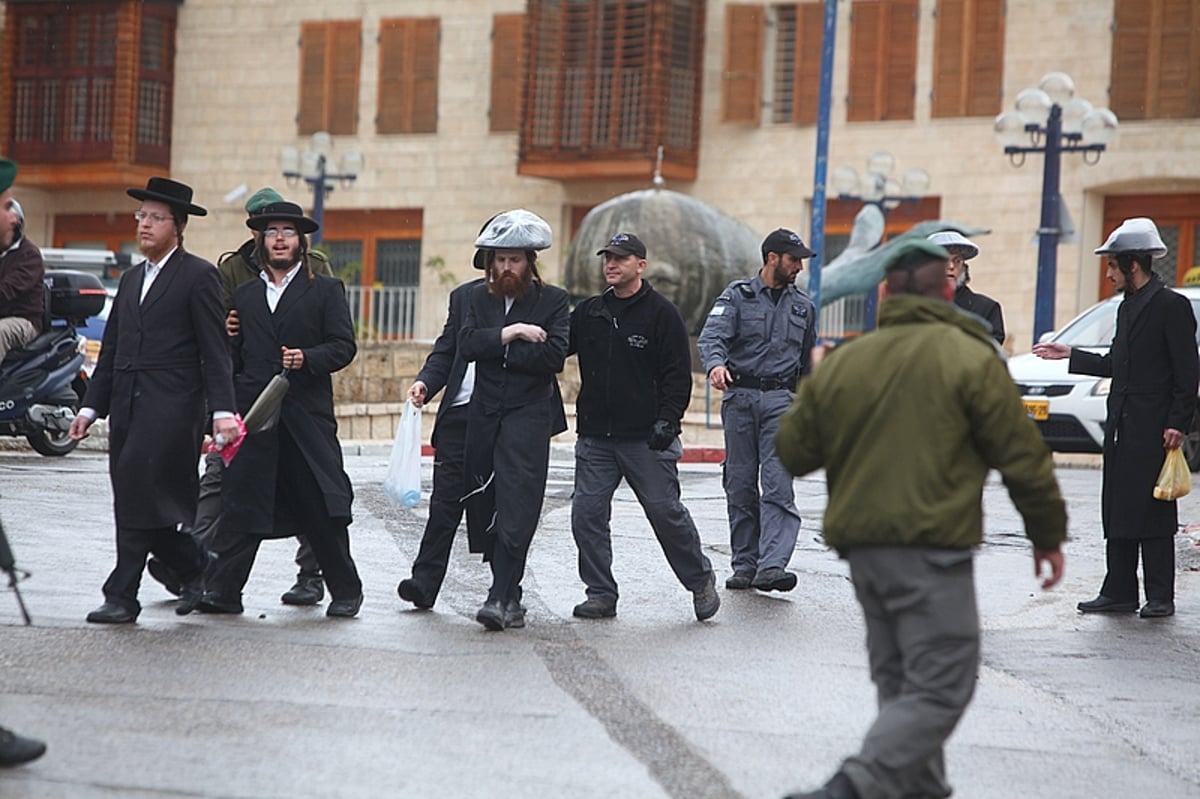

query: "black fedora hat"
xmin=127 ymin=176 xmax=207 ymax=216
xmin=245 ymin=201 xmax=319 ymax=235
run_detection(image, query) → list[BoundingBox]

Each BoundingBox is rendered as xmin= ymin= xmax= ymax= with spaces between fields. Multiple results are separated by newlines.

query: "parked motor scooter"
xmin=0 ymin=270 xmax=106 ymax=456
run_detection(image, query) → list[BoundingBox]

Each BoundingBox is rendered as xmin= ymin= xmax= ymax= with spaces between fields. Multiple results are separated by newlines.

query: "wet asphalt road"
xmin=1 ymin=446 xmax=1199 ymax=798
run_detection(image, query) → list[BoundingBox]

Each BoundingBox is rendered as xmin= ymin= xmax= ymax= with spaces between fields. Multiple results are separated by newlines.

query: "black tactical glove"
xmin=647 ymin=419 xmax=680 ymax=451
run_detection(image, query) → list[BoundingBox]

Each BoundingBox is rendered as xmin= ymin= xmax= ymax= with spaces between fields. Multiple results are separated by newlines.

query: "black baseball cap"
xmin=597 ymin=232 xmax=647 ymax=259
xmin=762 ymin=228 xmax=815 ymax=260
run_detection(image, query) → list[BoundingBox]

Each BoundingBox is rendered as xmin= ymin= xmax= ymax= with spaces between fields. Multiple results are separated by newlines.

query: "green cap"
xmin=882 ymin=236 xmax=950 ymax=272
xmin=245 ymin=186 xmax=284 ymax=215
xmin=0 ymin=158 xmax=17 ymax=193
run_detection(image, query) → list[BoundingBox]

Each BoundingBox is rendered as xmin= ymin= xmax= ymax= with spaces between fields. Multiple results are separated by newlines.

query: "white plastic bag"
xmin=384 ymin=400 xmax=423 ymax=507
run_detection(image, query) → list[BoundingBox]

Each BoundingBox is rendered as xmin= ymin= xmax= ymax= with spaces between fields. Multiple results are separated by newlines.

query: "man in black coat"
xmin=187 ymin=201 xmax=363 ymax=618
xmin=568 ymin=232 xmax=719 ymax=622
xmin=1034 ymin=217 xmax=1199 ymax=618
xmin=396 ymin=273 xmax=483 ymax=610
xmin=71 ymin=177 xmax=238 ymax=624
xmin=459 ymin=209 xmax=569 ymax=631
xmin=928 ymin=230 xmax=1005 ymax=347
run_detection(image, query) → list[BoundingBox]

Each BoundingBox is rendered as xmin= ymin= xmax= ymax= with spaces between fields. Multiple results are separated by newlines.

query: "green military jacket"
xmin=217 ymin=239 xmax=333 ymax=310
xmin=775 ymin=294 xmax=1067 ymax=552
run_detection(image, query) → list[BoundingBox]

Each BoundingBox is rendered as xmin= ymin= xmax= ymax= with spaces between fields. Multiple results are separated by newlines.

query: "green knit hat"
xmin=0 ymin=158 xmax=16 ymax=194
xmin=245 ymin=186 xmax=284 ymax=215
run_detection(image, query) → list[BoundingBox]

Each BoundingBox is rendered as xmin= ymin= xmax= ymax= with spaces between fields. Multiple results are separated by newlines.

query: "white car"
xmin=1007 ymin=286 xmax=1200 ymax=471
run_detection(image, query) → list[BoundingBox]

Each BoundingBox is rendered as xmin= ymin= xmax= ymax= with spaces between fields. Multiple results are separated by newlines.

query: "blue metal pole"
xmin=806 ymin=0 xmax=839 ymax=324
xmin=310 ymin=154 xmax=327 ymax=246
xmin=1032 ymin=105 xmax=1063 ymax=344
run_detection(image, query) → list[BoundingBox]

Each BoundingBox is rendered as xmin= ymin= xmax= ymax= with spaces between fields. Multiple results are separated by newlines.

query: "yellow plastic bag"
xmin=1153 ymin=447 xmax=1192 ymax=501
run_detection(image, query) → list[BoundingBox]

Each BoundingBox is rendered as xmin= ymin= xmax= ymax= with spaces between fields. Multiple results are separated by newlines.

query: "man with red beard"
xmin=459 ymin=209 xmax=569 ymax=631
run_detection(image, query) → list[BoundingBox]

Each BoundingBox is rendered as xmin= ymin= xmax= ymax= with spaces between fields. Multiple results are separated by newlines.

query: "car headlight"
xmin=1091 ymin=377 xmax=1111 ymax=396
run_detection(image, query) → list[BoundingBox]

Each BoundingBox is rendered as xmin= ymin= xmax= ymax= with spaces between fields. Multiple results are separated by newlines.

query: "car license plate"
xmin=1023 ymin=399 xmax=1049 ymax=421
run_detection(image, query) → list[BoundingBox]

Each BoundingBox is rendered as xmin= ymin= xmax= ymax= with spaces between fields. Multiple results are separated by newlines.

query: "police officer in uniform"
xmin=698 ymin=228 xmax=816 ymax=592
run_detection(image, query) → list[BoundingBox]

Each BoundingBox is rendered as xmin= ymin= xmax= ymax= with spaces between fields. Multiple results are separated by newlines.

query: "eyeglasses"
xmin=263 ymin=227 xmax=299 ymax=240
xmin=133 ymin=211 xmax=172 ymax=225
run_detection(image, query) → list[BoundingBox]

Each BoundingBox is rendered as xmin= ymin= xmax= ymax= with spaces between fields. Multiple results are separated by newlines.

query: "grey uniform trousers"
xmin=840 ymin=546 xmax=980 ymax=799
xmin=572 ymin=436 xmax=713 ymax=603
xmin=720 ymin=388 xmax=801 ymax=573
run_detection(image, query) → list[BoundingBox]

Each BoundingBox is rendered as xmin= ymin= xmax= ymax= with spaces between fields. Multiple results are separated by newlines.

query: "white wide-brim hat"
xmin=926 ymin=230 xmax=979 ymax=260
xmin=1094 ymin=217 xmax=1168 ymax=258
xmin=474 ymin=209 xmax=553 ymax=251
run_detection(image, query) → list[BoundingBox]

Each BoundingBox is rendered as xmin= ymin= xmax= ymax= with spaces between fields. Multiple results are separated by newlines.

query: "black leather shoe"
xmin=725 ymin=570 xmax=755 ymax=590
xmin=752 ymin=567 xmax=798 ymax=592
xmin=1140 ymin=600 xmax=1175 ymax=618
xmin=476 ymin=599 xmax=506 ymax=631
xmin=86 ymin=602 xmax=138 ymax=624
xmin=146 ymin=557 xmax=182 ymax=597
xmin=0 ymin=726 xmax=46 ymax=767
xmin=175 ymin=579 xmax=204 ymax=616
xmin=326 ymin=595 xmax=363 ymax=618
xmin=1077 ymin=595 xmax=1138 ymax=614
xmin=397 ymin=578 xmax=435 ymax=610
xmin=693 ymin=573 xmax=721 ymax=621
xmin=504 ymin=600 xmax=526 ymax=629
xmin=281 ymin=574 xmax=324 ymax=606
xmin=572 ymin=598 xmax=617 ymax=619
xmin=196 ymin=594 xmax=244 ymax=614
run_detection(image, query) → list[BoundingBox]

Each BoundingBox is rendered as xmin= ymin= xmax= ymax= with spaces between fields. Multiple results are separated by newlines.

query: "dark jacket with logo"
xmin=1069 ymin=275 xmax=1199 ymax=539
xmin=570 ymin=280 xmax=692 ymax=439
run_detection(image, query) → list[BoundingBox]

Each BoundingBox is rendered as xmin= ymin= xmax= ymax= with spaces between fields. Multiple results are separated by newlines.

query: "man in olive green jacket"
xmin=775 ymin=237 xmax=1067 ymax=799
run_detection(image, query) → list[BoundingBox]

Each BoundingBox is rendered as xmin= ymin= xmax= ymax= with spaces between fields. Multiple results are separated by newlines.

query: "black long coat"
xmin=84 ymin=250 xmax=234 ymax=529
xmin=1070 ymin=276 xmax=1199 ymax=539
xmin=222 ymin=271 xmax=357 ymax=537
xmin=459 ymin=280 xmax=569 ymax=554
xmin=416 ymin=278 xmax=483 ymax=449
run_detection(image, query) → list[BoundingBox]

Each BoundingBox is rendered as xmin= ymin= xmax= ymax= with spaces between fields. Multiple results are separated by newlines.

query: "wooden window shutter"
xmin=328 ymin=20 xmax=361 ymax=135
xmin=297 ymin=20 xmax=359 ymax=135
xmin=378 ymin=18 xmax=439 ymax=134
xmin=298 ymin=22 xmax=328 ymax=134
xmin=490 ymin=14 xmax=524 ymax=132
xmin=1112 ymin=0 xmax=1200 ymax=119
xmin=409 ymin=18 xmax=440 ymax=133
xmin=931 ymin=0 xmax=966 ymax=117
xmin=933 ymin=0 xmax=1003 ymax=118
xmin=722 ymin=4 xmax=764 ymax=125
xmin=849 ymin=1 xmax=917 ymax=122
xmin=966 ymin=0 xmax=1004 ymax=117
xmin=882 ymin=1 xmax=918 ymax=120
xmin=792 ymin=2 xmax=824 ymax=124
xmin=847 ymin=2 xmax=883 ymax=121
xmin=1157 ymin=0 xmax=1200 ymax=117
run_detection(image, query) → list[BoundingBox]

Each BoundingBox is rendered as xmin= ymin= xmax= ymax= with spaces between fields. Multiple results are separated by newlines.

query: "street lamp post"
xmin=278 ymin=131 xmax=363 ymax=246
xmin=994 ymin=72 xmax=1118 ymax=345
xmin=830 ymin=151 xmax=930 ymax=330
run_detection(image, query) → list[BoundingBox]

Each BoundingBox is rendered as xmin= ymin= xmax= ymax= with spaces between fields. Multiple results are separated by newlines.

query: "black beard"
xmin=268 ymin=252 xmax=299 ymax=272
xmin=772 ymin=263 xmax=793 ymax=288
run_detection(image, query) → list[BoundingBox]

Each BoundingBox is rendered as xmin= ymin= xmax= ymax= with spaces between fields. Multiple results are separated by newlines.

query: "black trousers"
xmin=102 ymin=525 xmax=204 ymax=612
xmin=408 ymin=404 xmax=468 ymax=600
xmin=186 ymin=452 xmax=321 ymax=578
xmin=1100 ymin=536 xmax=1175 ymax=603
xmin=204 ymin=429 xmax=361 ymax=603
